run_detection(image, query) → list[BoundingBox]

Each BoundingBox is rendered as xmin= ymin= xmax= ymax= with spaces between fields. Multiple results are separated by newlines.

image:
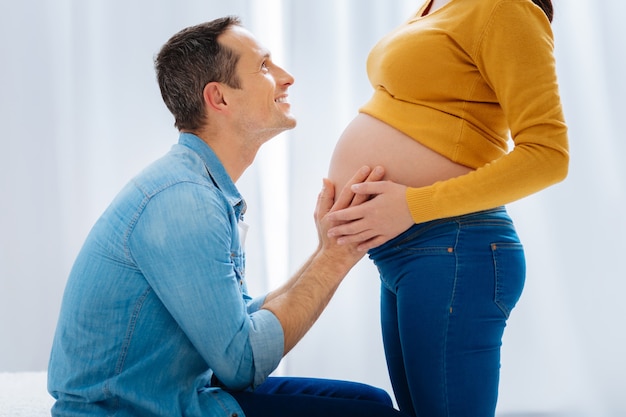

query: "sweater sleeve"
xmin=406 ymin=0 xmax=569 ymax=224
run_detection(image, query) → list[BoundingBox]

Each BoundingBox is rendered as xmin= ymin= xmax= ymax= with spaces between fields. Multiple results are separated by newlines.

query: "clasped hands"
xmin=316 ymin=165 xmax=415 ymax=255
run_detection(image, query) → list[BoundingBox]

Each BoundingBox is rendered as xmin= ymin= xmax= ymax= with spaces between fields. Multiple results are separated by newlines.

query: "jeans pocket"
xmin=491 ymin=242 xmax=526 ymax=318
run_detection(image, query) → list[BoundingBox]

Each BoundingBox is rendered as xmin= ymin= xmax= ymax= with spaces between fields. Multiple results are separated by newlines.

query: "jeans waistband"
xmin=369 ymin=206 xmax=511 ymax=256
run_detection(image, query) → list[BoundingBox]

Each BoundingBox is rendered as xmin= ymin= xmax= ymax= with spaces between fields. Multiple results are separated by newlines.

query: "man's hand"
xmin=314 ymin=166 xmax=385 ymax=264
xmin=325 ymin=179 xmax=414 ymax=252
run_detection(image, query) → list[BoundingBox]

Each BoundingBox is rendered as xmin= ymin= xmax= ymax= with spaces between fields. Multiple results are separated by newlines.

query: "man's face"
xmin=219 ymin=26 xmax=296 ymax=142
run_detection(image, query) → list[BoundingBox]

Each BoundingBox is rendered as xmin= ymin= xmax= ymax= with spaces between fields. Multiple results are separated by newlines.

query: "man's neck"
xmin=185 ymin=128 xmax=258 ymax=184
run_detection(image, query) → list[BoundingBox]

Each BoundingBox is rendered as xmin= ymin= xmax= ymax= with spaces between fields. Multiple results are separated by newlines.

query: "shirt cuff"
xmin=246 ymin=295 xmax=266 ymax=314
xmin=406 ymin=186 xmax=438 ymax=224
xmin=248 ymin=308 xmax=284 ymax=387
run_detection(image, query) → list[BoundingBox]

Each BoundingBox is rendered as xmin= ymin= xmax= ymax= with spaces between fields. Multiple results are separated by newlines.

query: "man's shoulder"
xmin=132 ymin=144 xmax=215 ymax=198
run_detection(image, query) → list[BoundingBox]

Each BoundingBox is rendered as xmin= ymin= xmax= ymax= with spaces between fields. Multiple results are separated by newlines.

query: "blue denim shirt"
xmin=48 ymin=133 xmax=284 ymax=417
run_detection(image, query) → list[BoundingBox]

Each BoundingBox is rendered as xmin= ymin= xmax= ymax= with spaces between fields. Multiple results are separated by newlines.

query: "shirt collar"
xmin=178 ymin=132 xmax=247 ymax=219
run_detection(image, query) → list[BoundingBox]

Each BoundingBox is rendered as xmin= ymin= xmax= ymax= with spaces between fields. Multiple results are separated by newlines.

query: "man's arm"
xmin=131 ymin=182 xmax=283 ymax=389
xmin=262 ymin=166 xmax=384 ymax=355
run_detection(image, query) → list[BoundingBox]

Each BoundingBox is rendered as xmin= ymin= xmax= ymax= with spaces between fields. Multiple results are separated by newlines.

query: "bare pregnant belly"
xmin=328 ymin=113 xmax=473 ymax=193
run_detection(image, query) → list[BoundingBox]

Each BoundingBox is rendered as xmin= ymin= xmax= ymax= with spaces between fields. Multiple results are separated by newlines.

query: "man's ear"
xmin=203 ymin=82 xmax=228 ymax=112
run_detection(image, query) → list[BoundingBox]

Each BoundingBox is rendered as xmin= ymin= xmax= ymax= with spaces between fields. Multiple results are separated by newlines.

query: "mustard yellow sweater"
xmin=360 ymin=0 xmax=569 ymax=224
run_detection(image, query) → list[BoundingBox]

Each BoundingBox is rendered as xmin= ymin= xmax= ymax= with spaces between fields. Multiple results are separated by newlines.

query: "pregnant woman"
xmin=326 ymin=0 xmax=569 ymax=416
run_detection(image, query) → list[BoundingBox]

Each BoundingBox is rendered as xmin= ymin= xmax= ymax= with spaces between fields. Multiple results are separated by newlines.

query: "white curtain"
xmin=1 ymin=1 xmax=624 ymax=415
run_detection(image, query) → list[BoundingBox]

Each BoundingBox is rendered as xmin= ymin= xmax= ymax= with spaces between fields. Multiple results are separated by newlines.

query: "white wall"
xmin=1 ymin=1 xmax=624 ymax=416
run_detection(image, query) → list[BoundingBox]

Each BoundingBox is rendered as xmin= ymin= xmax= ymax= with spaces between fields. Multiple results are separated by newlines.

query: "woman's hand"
xmin=325 ymin=180 xmax=414 ymax=252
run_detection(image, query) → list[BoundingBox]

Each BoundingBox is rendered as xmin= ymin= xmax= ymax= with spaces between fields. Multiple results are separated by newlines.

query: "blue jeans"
xmin=369 ymin=207 xmax=525 ymax=417
xmin=227 ymin=377 xmax=410 ymax=417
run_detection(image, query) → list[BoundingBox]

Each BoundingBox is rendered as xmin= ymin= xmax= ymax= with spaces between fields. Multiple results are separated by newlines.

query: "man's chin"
xmin=282 ymin=115 xmax=297 ymax=130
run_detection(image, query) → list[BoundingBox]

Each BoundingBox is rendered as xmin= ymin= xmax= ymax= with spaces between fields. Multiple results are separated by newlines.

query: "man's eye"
xmin=261 ymin=62 xmax=269 ymax=72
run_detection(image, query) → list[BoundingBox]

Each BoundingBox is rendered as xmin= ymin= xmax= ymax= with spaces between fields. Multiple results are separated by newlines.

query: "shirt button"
xmin=231 ymin=413 xmax=238 ymax=417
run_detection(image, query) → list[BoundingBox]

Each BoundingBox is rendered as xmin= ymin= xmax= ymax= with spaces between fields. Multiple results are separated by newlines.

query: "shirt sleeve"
xmin=128 ymin=181 xmax=283 ymax=390
xmin=406 ymin=0 xmax=569 ymax=223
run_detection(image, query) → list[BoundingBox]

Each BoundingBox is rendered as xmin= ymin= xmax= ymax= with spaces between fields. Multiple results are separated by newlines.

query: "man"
xmin=48 ymin=16 xmax=407 ymax=417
